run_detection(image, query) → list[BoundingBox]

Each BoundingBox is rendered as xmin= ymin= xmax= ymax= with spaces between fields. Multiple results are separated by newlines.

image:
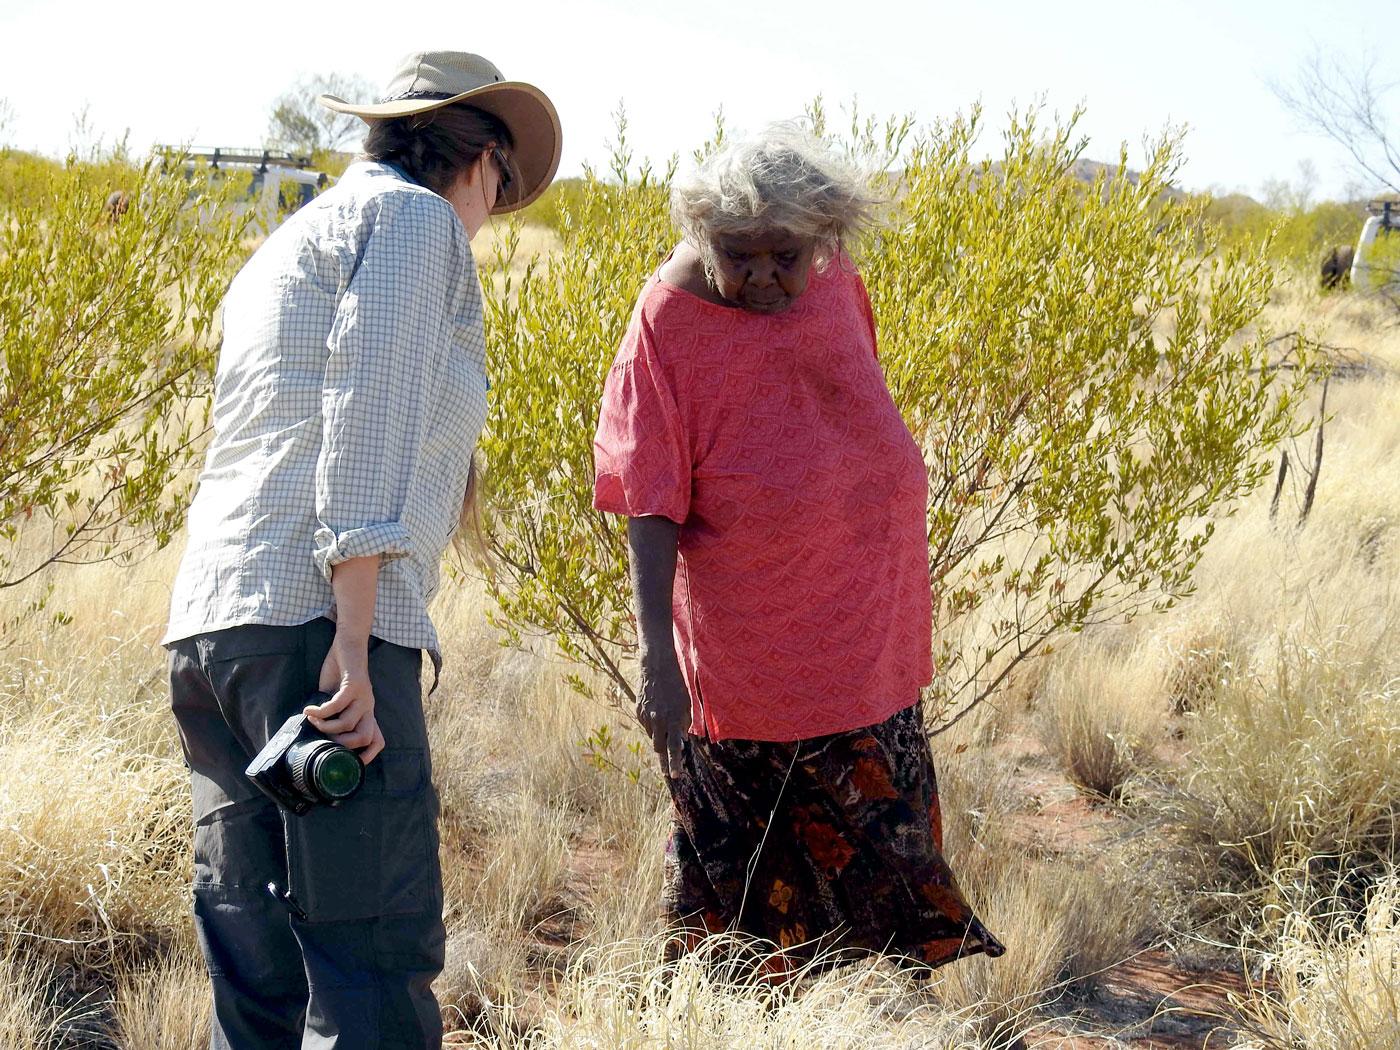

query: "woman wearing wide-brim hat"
xmin=163 ymin=51 xmax=560 ymax=1049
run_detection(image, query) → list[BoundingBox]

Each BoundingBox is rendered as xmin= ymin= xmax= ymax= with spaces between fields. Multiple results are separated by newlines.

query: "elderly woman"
xmin=163 ymin=52 xmax=559 ymax=1049
xmin=593 ymin=126 xmax=1004 ymax=969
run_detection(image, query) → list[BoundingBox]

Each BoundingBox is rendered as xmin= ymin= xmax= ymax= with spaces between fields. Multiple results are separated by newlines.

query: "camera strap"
xmin=266 ymin=818 xmax=309 ymax=921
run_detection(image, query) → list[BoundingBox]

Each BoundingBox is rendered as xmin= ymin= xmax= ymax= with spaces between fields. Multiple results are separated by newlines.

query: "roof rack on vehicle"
xmin=153 ymin=146 xmax=315 ymax=172
xmin=1365 ymin=199 xmax=1400 ymax=226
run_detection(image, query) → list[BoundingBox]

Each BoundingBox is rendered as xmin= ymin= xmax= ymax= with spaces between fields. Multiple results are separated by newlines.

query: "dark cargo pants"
xmin=168 ymin=617 xmax=445 ymax=1050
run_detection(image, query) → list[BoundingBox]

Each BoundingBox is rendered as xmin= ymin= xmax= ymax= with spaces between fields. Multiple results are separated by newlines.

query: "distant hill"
xmin=1200 ymin=191 xmax=1269 ymax=225
xmin=974 ymin=156 xmax=1189 ymax=202
xmin=1067 ymin=157 xmax=1188 ymax=199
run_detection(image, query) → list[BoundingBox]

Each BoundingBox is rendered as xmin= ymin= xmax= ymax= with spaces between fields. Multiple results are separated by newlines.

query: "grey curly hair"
xmin=670 ymin=122 xmax=880 ymax=272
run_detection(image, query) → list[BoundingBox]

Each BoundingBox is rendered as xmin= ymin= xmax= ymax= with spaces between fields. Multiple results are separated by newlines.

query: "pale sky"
xmin=0 ymin=0 xmax=1392 ymax=201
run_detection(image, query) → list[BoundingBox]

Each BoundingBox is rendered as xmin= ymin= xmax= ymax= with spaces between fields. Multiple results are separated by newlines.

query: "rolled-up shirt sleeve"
xmin=313 ymin=194 xmax=466 ymax=580
xmin=593 ymin=314 xmax=692 ymax=524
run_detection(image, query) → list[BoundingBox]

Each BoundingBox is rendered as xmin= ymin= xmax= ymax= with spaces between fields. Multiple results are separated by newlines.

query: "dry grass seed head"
xmin=0 ymin=944 xmax=99 ymax=1050
xmin=456 ymin=934 xmax=988 ymax=1049
xmin=929 ymin=857 xmax=1070 ymax=1047
xmin=1148 ymin=625 xmax=1400 ymax=934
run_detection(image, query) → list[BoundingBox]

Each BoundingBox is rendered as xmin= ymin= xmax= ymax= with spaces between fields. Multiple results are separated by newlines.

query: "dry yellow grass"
xmin=0 ymin=563 xmax=192 ymax=978
xmin=931 ymin=737 xmax=1150 ymax=1037
xmin=454 ymin=936 xmax=989 ymax=1049
xmin=1037 ymin=641 xmax=1165 ymax=799
xmin=1021 ymin=276 xmax=1400 ymax=931
xmin=1236 ymin=871 xmax=1400 ymax=1050
xmin=1144 ymin=620 xmax=1400 ymax=932
xmin=0 ymin=943 xmax=92 ymax=1049
xmin=108 ymin=951 xmax=211 ymax=1049
xmin=0 ymin=271 xmax=1396 ymax=1046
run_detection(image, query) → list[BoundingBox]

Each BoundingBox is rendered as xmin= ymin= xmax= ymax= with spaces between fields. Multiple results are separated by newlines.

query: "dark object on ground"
xmin=1320 ymin=244 xmax=1354 ymax=289
xmin=102 ymin=189 xmax=130 ymax=225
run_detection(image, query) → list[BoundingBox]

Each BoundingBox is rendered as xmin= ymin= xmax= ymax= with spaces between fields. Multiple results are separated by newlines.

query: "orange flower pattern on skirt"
xmin=663 ymin=703 xmax=1005 ymax=969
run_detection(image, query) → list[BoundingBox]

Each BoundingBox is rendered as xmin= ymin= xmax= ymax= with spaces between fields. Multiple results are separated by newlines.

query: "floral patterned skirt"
xmin=663 ymin=703 xmax=1005 ymax=970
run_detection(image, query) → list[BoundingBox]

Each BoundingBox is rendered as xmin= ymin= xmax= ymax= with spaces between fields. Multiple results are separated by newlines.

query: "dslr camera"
xmin=245 ymin=697 xmax=364 ymax=815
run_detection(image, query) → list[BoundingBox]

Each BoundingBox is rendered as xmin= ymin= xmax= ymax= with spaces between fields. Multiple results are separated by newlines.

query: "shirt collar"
xmin=343 ymin=159 xmax=420 ymax=186
xmin=378 ymin=161 xmax=419 ymax=186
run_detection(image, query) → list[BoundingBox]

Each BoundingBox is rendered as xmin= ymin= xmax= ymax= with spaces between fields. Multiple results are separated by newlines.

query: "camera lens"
xmin=311 ymin=747 xmax=363 ymax=800
xmin=289 ymin=740 xmax=363 ymax=803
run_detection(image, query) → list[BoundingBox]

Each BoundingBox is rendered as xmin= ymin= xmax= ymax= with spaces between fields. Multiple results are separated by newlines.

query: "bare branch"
xmin=1270 ymin=48 xmax=1400 ymax=196
xmin=267 ymin=73 xmax=374 ymax=155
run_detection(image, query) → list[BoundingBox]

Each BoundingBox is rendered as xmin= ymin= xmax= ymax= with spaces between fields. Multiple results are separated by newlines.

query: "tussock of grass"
xmin=454 ymin=935 xmax=991 ymax=1049
xmin=1038 ymin=643 xmax=1163 ymax=799
xmin=931 ymin=859 xmax=1071 ymax=1046
xmin=451 ymin=795 xmax=570 ymax=934
xmin=582 ymin=803 xmax=669 ymax=949
xmin=1059 ymin=862 xmax=1155 ymax=986
xmin=1162 ymin=621 xmax=1246 ymax=714
xmin=1237 ymin=872 xmax=1400 ymax=1050
xmin=1142 ymin=625 xmax=1400 ymax=933
xmin=430 ymin=607 xmax=671 ymax=1012
xmin=0 ymin=681 xmax=190 ymax=976
xmin=108 ymin=952 xmax=211 ymax=1049
xmin=934 ymin=743 xmax=1147 ymax=1034
xmin=0 ymin=944 xmax=92 ymax=1050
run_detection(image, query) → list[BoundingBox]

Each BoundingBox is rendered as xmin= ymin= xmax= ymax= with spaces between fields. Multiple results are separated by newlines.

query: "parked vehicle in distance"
xmin=156 ymin=146 xmax=331 ymax=232
xmin=1350 ymin=199 xmax=1400 ymax=289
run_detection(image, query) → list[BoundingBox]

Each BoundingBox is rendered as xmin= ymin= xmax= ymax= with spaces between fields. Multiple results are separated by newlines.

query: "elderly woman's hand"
xmin=626 ymin=515 xmax=693 ymax=778
xmin=637 ymin=652 xmax=692 ymax=779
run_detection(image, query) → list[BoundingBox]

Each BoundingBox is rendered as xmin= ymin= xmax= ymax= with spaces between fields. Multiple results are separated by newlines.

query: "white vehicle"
xmin=159 ymin=147 xmax=332 ymax=231
xmin=1350 ymin=199 xmax=1400 ymax=288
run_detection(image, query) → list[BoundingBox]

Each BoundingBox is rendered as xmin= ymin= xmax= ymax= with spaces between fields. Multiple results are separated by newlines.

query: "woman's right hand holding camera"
xmin=308 ymin=555 xmax=385 ymax=764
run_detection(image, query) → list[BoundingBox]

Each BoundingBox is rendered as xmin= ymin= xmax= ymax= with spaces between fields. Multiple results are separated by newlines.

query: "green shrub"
xmin=0 ymin=149 xmax=62 ymax=207
xmin=0 ymin=146 xmax=249 ymax=589
xmin=516 ymin=175 xmax=588 ymax=233
xmin=477 ymin=127 xmax=674 ymax=685
xmin=1206 ymin=192 xmax=1367 ymax=273
xmin=477 ymin=105 xmax=1310 ymax=723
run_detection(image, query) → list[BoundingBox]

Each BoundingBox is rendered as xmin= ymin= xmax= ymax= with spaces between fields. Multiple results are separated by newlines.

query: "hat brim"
xmin=319 ymin=81 xmax=562 ymax=214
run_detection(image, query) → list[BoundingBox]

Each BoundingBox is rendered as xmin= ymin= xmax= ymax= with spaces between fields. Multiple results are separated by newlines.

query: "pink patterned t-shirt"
xmin=593 ymin=258 xmax=933 ymax=742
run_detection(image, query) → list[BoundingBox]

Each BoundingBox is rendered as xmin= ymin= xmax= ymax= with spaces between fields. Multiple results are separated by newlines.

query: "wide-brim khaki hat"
xmin=320 ymin=51 xmax=562 ymax=214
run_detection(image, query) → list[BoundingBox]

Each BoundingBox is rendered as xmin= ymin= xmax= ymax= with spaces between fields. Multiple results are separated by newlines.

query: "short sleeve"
xmin=592 ymin=311 xmax=692 ymax=524
xmin=851 ymin=267 xmax=880 ymax=359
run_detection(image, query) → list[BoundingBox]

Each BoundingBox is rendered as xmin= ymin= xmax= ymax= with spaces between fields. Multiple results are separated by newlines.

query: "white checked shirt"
xmin=164 ymin=162 xmax=488 ymax=670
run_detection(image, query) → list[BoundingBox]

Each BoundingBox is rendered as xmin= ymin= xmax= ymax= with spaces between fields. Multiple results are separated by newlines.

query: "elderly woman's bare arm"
xmin=627 ymin=515 xmax=692 ymax=778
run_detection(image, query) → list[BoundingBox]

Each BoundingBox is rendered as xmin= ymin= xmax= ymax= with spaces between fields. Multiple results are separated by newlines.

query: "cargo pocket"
xmin=285 ymin=747 xmax=439 ymax=923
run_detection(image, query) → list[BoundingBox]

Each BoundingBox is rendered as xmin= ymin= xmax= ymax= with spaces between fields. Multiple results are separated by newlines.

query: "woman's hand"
xmin=308 ymin=555 xmax=385 ymax=764
xmin=637 ymin=652 xmax=692 ymax=779
xmin=626 ymin=515 xmax=691 ymax=779
xmin=307 ymin=636 xmax=385 ymax=764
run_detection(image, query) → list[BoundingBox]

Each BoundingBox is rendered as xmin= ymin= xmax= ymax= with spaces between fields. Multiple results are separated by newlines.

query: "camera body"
xmin=245 ymin=698 xmax=364 ymax=815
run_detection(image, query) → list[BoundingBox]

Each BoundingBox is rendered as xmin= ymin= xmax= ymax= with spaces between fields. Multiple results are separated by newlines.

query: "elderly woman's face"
xmin=708 ymin=232 xmax=817 ymax=314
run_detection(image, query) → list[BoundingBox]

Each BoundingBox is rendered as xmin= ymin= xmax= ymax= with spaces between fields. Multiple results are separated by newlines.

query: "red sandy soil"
xmin=987 ymin=729 xmax=1250 ymax=1048
xmin=1022 ymin=949 xmax=1249 ymax=1048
